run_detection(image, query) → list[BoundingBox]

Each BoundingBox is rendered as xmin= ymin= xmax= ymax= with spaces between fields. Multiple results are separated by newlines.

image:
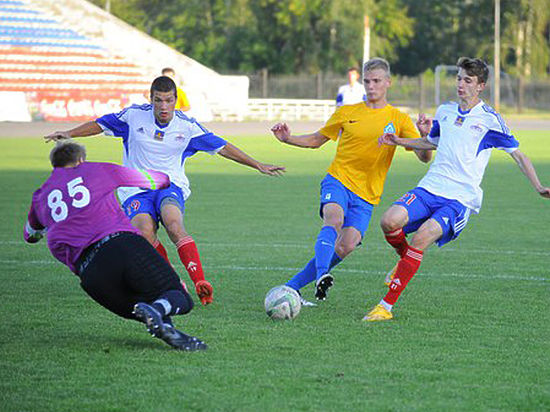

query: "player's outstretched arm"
xmin=23 ymin=204 xmax=46 ymax=243
xmin=271 ymin=123 xmax=329 ymax=148
xmin=379 ymin=133 xmax=437 ymax=150
xmin=44 ymin=121 xmax=103 ymax=142
xmin=217 ymin=142 xmax=286 ymax=176
xmin=510 ymin=150 xmax=550 ymax=198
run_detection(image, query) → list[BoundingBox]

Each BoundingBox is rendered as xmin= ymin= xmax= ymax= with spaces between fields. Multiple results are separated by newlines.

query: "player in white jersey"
xmin=362 ymin=57 xmax=550 ymax=321
xmin=335 ymin=67 xmax=366 ymax=107
xmin=45 ymin=76 xmax=285 ymax=306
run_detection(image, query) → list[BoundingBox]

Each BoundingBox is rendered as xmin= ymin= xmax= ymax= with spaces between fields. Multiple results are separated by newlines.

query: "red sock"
xmin=383 ymin=246 xmax=423 ymax=305
xmin=385 ymin=229 xmax=408 ymax=257
xmin=153 ymin=239 xmax=171 ymax=265
xmin=176 ymin=236 xmax=205 ymax=285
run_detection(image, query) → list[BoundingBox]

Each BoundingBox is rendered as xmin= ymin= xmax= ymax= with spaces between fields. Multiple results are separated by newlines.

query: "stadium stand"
xmin=0 ymin=0 xmax=248 ymax=121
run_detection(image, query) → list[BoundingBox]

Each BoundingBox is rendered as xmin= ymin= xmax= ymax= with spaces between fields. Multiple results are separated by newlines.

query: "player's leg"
xmin=364 ymin=219 xmax=440 ymax=322
xmin=313 ymin=175 xmax=354 ymax=299
xmin=380 ymin=194 xmax=417 ymax=257
xmin=124 ymin=236 xmax=207 ymax=351
xmin=315 ymin=201 xmax=345 ymax=275
xmin=122 ymin=194 xmax=170 ymax=264
xmin=382 ymin=218 xmax=441 ymax=304
xmin=286 ymin=175 xmax=349 ymax=301
xmin=380 ymin=189 xmax=430 ymax=284
xmin=157 ymin=187 xmax=212 ymax=305
xmin=285 ymin=253 xmax=342 ymax=306
xmin=334 ymin=192 xmax=374 ymax=259
xmin=382 ymin=200 xmax=472 ymax=311
xmin=78 ymin=233 xmax=192 ymax=318
xmin=366 ymin=197 xmax=471 ymax=321
xmin=79 ymin=233 xmax=206 ymax=350
xmin=364 ymin=188 xmax=435 ymax=321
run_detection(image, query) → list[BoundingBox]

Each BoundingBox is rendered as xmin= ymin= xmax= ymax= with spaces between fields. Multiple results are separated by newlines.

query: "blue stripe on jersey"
xmin=482 ymin=104 xmax=510 ymax=134
xmin=96 ymin=114 xmax=130 ymax=154
xmin=176 ymin=112 xmax=210 ymax=135
xmin=476 ymin=130 xmax=519 ymax=155
xmin=429 ymin=120 xmax=440 ymax=137
xmin=174 ymin=110 xmax=191 ymax=121
xmin=181 ymin=133 xmax=227 ymax=164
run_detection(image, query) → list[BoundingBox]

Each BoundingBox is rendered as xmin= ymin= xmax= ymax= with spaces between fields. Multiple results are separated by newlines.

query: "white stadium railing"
xmin=245 ymin=98 xmax=334 ymax=122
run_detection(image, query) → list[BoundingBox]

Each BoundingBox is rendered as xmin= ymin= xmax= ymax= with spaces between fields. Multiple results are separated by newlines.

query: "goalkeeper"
xmin=24 ymin=141 xmax=207 ymax=351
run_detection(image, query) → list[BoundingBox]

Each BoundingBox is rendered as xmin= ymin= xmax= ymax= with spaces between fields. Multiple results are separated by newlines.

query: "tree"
xmin=90 ymin=0 xmax=416 ymax=74
xmin=393 ymin=0 xmax=550 ymax=77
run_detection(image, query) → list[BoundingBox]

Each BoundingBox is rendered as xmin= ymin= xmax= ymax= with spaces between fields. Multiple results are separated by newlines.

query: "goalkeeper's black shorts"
xmin=76 ymin=231 xmax=189 ymax=319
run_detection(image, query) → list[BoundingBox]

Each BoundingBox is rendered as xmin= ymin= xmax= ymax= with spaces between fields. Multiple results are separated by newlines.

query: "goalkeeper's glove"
xmin=24 ymin=221 xmax=46 ymax=243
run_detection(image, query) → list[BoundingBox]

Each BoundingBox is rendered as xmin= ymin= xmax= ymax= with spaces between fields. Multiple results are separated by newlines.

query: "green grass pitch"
xmin=0 ymin=131 xmax=549 ymax=411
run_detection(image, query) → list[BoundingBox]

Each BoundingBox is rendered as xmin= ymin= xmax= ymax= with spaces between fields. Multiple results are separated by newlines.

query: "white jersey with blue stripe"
xmin=335 ymin=83 xmax=366 ymax=107
xmin=96 ymin=104 xmax=226 ymax=202
xmin=418 ymin=100 xmax=519 ymax=213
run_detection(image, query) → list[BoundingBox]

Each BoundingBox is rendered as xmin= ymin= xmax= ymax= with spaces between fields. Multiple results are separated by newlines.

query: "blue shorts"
xmin=122 ymin=182 xmax=186 ymax=224
xmin=319 ymin=174 xmax=374 ymax=237
xmin=394 ymin=187 xmax=472 ymax=247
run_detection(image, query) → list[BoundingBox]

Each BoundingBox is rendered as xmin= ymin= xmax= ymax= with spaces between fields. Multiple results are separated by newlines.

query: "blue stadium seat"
xmin=0 ymin=16 xmax=56 ymax=23
xmin=0 ymin=7 xmax=39 ymax=14
xmin=0 ymin=0 xmax=25 ymax=5
xmin=0 ymin=39 xmax=102 ymax=49
xmin=0 ymin=27 xmax=86 ymax=39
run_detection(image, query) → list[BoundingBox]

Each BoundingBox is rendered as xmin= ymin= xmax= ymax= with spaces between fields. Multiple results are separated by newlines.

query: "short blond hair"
xmin=363 ymin=57 xmax=391 ymax=77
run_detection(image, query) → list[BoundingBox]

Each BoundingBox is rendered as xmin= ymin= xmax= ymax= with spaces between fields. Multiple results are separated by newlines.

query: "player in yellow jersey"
xmin=162 ymin=68 xmax=191 ymax=111
xmin=271 ymin=57 xmax=432 ymax=304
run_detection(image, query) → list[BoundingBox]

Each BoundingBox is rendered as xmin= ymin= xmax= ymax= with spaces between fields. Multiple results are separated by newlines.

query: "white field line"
xmin=1 ymin=260 xmax=548 ymax=283
xmin=5 ymin=239 xmax=550 ymax=257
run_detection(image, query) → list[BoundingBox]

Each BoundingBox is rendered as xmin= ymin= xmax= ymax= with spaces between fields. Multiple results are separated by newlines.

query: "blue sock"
xmin=286 ymin=257 xmax=316 ymax=291
xmin=286 ymin=251 xmax=343 ymax=292
xmin=314 ymin=226 xmax=338 ymax=281
xmin=330 ymin=252 xmax=342 ymax=269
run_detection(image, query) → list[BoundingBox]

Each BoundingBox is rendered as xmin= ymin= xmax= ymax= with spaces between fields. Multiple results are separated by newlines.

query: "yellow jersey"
xmin=175 ymin=86 xmax=190 ymax=111
xmin=319 ymin=102 xmax=420 ymax=205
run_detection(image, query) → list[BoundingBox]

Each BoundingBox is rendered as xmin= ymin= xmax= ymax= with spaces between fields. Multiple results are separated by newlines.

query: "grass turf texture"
xmin=1 ymin=131 xmax=549 ymax=411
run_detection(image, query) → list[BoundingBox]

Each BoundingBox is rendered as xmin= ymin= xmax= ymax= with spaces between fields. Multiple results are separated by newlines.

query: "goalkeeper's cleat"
xmin=195 ymin=280 xmax=213 ymax=305
xmin=160 ymin=325 xmax=208 ymax=351
xmin=384 ymin=263 xmax=398 ymax=286
xmin=315 ymin=273 xmax=334 ymax=301
xmin=133 ymin=302 xmax=164 ymax=337
xmin=362 ymin=304 xmax=393 ymax=322
xmin=133 ymin=303 xmax=207 ymax=350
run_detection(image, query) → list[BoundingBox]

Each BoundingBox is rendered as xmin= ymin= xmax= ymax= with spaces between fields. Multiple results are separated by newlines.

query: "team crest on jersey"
xmin=383 ymin=122 xmax=396 ymax=134
xmin=127 ymin=200 xmax=141 ymax=214
xmin=153 ymin=130 xmax=165 ymax=141
xmin=454 ymin=116 xmax=465 ymax=127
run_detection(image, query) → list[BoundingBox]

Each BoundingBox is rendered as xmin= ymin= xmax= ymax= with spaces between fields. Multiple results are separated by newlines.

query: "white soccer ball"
xmin=264 ymin=285 xmax=301 ymax=320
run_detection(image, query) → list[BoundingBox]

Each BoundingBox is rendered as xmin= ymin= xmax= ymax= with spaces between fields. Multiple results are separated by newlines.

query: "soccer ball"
xmin=264 ymin=285 xmax=301 ymax=320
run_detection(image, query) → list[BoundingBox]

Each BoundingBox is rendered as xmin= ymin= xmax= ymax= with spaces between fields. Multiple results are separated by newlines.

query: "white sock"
xmin=154 ymin=298 xmax=172 ymax=316
xmin=380 ymin=299 xmax=393 ymax=312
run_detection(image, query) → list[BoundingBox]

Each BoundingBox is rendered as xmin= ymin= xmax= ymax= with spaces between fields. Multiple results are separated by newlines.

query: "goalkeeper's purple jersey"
xmin=24 ymin=162 xmax=169 ymax=273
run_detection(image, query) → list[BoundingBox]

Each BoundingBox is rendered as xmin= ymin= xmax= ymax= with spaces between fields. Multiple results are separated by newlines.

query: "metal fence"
xmin=243 ymin=70 xmax=550 ymax=112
